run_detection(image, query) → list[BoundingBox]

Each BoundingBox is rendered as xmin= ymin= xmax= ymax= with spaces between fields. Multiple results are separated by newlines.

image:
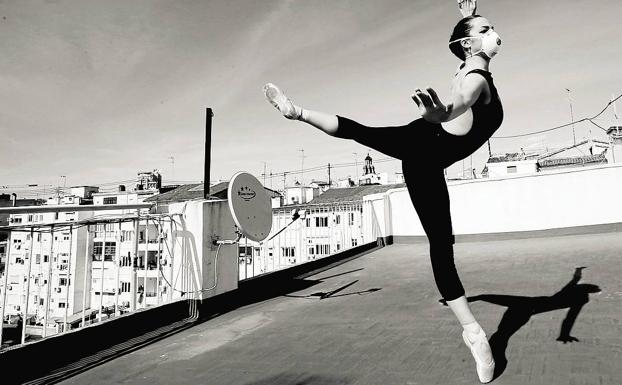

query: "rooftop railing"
xmin=0 ymin=198 xmax=384 ymax=352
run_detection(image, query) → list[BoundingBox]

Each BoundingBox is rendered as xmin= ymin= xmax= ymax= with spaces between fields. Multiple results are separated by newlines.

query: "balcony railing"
xmin=0 ymin=198 xmax=384 ymax=354
xmin=0 ymin=212 xmax=196 ymax=350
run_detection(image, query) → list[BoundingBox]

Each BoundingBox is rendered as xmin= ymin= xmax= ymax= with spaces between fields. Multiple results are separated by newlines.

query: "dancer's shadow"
xmin=440 ymin=267 xmax=601 ymax=379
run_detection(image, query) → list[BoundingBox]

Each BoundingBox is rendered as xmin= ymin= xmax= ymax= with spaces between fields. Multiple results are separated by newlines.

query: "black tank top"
xmin=439 ymin=69 xmax=504 ymax=167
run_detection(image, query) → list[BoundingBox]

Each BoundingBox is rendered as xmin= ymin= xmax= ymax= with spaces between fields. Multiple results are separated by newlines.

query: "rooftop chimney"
xmin=204 ymin=108 xmax=213 ymax=199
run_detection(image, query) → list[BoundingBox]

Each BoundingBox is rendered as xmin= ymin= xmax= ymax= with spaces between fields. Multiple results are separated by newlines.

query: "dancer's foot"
xmin=462 ymin=327 xmax=495 ymax=383
xmin=263 ymin=83 xmax=302 ymax=120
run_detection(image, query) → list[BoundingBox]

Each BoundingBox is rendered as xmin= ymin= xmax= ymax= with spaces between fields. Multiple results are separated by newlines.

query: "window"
xmin=507 ymin=166 xmax=517 ymax=174
xmin=314 ymin=244 xmax=329 ymax=255
xmin=36 ymin=254 xmax=41 ymax=264
xmin=39 ymin=298 xmax=44 ymax=306
xmin=12 ymin=216 xmax=23 ymax=224
xmin=59 ymin=278 xmax=68 ymax=286
xmin=308 ymin=247 xmax=314 ymax=255
xmin=281 ymin=247 xmax=295 ymax=257
xmin=351 ymin=238 xmax=358 ymax=247
xmin=103 ymin=197 xmax=117 ymax=205
xmin=335 ymin=215 xmax=341 ymax=224
xmin=93 ymin=242 xmax=116 ymax=261
xmin=306 ymin=218 xmax=311 ymax=227
xmin=121 ymin=230 xmax=133 ymax=242
xmin=27 ymin=214 xmax=33 ymax=222
xmin=58 ymin=302 xmax=66 ymax=308
xmin=43 ymin=255 xmax=49 ymax=263
xmin=315 ymin=217 xmax=328 ymax=227
xmin=121 ymin=253 xmax=132 ymax=267
xmin=121 ymin=282 xmax=131 ymax=293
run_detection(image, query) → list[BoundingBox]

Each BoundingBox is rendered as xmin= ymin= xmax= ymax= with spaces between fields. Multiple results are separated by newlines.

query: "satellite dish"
xmin=227 ymin=172 xmax=272 ymax=242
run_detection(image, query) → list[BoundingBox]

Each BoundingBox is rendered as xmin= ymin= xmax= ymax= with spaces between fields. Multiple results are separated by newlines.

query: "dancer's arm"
xmin=411 ymin=74 xmax=487 ymax=123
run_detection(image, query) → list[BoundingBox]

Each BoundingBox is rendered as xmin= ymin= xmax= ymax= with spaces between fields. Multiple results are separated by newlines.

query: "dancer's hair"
xmin=449 ymin=15 xmax=483 ymax=61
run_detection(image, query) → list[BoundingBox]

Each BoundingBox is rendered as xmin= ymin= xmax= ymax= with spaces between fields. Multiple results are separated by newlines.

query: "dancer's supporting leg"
xmin=403 ymin=165 xmax=494 ymax=383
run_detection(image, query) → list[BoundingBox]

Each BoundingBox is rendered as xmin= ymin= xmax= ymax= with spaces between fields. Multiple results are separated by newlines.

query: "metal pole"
xmin=114 ymin=221 xmax=121 ymax=316
xmin=43 ymin=225 xmax=54 ymax=338
xmin=168 ymin=219 xmax=174 ymax=302
xmin=62 ymin=225 xmax=73 ymax=333
xmin=81 ymin=225 xmax=90 ymax=328
xmin=143 ymin=219 xmax=148 ymax=307
xmin=353 ymin=153 xmax=358 ymax=186
xmin=21 ymin=228 xmax=35 ymax=343
xmin=131 ymin=216 xmax=139 ymax=312
xmin=204 ymin=108 xmax=213 ymax=199
xmin=156 ymin=218 xmax=161 ymax=305
xmin=98 ymin=224 xmax=106 ymax=323
xmin=566 ymin=88 xmax=576 ymax=145
xmin=299 ymin=149 xmax=305 ymax=185
xmin=0 ymin=230 xmax=13 ymax=346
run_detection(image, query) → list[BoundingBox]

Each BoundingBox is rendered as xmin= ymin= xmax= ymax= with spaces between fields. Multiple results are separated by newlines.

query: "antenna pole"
xmin=328 ymin=163 xmax=332 ymax=187
xmin=298 ymin=149 xmax=306 ymax=185
xmin=352 ymin=152 xmax=358 ymax=186
xmin=204 ymin=108 xmax=213 ymax=199
xmin=566 ymin=88 xmax=576 ymax=145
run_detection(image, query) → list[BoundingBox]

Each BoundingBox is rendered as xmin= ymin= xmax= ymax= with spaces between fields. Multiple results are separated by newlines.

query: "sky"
xmin=1 ymin=0 xmax=621 ymax=194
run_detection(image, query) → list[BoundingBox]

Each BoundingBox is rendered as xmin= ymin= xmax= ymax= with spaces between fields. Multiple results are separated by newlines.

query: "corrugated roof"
xmin=307 ymin=183 xmax=406 ymax=204
xmin=487 ymin=152 xmax=539 ymax=163
xmin=538 ymin=153 xmax=607 ymax=168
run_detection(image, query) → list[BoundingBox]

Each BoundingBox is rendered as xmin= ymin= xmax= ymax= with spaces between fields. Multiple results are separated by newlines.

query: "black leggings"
xmin=336 ymin=116 xmax=465 ymax=301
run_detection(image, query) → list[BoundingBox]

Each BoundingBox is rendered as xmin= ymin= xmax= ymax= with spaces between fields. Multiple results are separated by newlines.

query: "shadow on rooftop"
xmin=440 ymin=266 xmax=602 ymax=380
xmin=242 ymin=373 xmax=351 ymax=385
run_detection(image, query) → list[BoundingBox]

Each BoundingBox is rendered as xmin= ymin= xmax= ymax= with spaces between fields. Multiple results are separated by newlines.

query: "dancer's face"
xmin=464 ymin=17 xmax=501 ymax=60
xmin=465 ymin=17 xmax=492 ymax=52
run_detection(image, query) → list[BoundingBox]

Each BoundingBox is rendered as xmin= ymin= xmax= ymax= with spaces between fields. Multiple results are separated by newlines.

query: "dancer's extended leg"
xmin=263 ymin=83 xmax=412 ymax=159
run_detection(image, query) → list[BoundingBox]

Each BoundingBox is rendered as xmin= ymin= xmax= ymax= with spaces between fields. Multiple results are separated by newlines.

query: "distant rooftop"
xmin=308 ymin=183 xmax=406 ymax=204
xmin=144 ymin=182 xmax=282 ymax=204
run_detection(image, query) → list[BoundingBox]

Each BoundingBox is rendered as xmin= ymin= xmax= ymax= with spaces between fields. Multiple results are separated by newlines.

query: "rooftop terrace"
xmin=51 ymin=231 xmax=620 ymax=385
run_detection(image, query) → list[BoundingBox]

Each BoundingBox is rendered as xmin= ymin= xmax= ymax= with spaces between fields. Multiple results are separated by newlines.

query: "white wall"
xmin=487 ymin=160 xmax=538 ymax=178
xmin=369 ymin=164 xmax=622 ymax=237
xmin=168 ymin=200 xmax=238 ymax=300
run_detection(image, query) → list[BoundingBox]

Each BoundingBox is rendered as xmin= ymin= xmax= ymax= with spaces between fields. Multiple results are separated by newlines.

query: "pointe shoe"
xmin=462 ymin=328 xmax=495 ymax=383
xmin=263 ymin=83 xmax=301 ymax=119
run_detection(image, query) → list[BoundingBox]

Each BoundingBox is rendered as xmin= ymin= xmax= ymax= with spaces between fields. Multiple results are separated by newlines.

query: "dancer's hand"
xmin=411 ymin=88 xmax=453 ymax=123
xmin=458 ymin=0 xmax=477 ymax=18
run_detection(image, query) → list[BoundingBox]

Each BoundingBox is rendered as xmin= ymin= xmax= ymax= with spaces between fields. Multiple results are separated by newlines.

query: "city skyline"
xmin=1 ymin=0 xmax=621 ymax=190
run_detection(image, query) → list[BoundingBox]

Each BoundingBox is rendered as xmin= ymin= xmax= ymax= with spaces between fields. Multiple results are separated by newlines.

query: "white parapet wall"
xmin=365 ymin=164 xmax=622 ymax=239
xmin=167 ymin=199 xmax=239 ymax=300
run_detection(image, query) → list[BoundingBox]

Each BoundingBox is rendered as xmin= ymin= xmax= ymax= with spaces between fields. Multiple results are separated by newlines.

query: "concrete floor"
xmin=59 ymin=232 xmax=622 ymax=385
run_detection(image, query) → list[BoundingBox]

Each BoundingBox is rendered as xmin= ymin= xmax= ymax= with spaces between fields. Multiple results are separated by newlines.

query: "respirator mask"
xmin=450 ymin=30 xmax=502 ymax=59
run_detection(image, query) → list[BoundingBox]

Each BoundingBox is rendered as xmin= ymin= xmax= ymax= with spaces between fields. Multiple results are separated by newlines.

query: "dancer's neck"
xmin=463 ymin=55 xmax=490 ymax=72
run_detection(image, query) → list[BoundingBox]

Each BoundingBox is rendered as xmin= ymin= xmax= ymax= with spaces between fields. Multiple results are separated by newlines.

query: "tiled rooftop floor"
xmin=60 ymin=232 xmax=622 ymax=385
